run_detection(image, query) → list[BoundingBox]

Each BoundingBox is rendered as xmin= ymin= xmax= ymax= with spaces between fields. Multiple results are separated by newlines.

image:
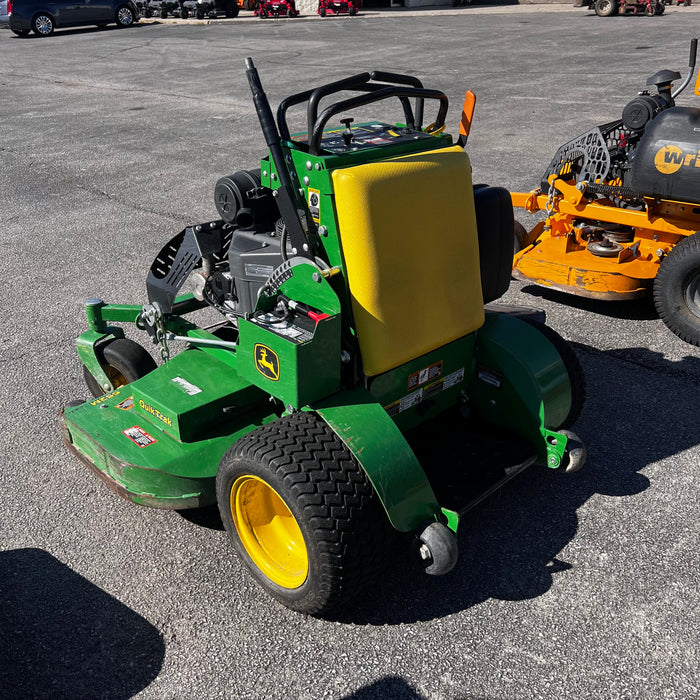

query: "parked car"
xmin=9 ymin=0 xmax=139 ymax=35
xmin=1 ymin=0 xmax=10 ymax=29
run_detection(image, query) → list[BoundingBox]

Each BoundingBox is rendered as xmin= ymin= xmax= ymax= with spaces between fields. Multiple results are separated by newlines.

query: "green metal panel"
xmin=469 ymin=313 xmax=572 ymax=467
xmin=368 ymin=336 xmax=476 ymax=432
xmin=62 ymin=353 xmax=279 ymax=508
xmin=237 ymin=259 xmax=342 ymax=409
xmin=313 ymin=388 xmax=440 ymax=532
xmin=131 ymin=349 xmax=267 ymax=443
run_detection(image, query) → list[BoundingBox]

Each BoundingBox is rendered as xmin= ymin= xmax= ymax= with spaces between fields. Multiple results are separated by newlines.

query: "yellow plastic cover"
xmin=332 ymin=145 xmax=484 ymax=377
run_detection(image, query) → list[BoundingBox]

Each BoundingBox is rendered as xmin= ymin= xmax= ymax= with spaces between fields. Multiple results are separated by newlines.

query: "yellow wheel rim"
xmin=105 ymin=365 xmax=127 ymax=389
xmin=230 ymin=475 xmax=308 ymax=589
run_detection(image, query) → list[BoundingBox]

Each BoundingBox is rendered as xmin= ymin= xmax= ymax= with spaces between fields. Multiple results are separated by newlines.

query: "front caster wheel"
xmin=556 ymin=430 xmax=587 ymax=474
xmin=417 ymin=521 xmax=458 ymax=575
xmin=216 ymin=412 xmax=392 ymax=616
xmin=83 ymin=337 xmax=157 ymax=398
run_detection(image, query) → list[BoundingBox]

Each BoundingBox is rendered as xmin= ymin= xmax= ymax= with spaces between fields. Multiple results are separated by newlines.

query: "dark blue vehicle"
xmin=9 ymin=0 xmax=139 ymax=35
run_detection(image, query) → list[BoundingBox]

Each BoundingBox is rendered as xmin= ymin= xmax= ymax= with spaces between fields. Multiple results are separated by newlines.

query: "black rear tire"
xmin=83 ymin=337 xmax=157 ymax=398
xmin=653 ymin=233 xmax=700 ymax=347
xmin=524 ymin=320 xmax=586 ymax=429
xmin=216 ymin=412 xmax=392 ymax=616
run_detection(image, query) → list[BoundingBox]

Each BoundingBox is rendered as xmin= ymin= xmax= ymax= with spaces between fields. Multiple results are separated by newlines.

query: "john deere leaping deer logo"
xmin=254 ymin=344 xmax=280 ymax=381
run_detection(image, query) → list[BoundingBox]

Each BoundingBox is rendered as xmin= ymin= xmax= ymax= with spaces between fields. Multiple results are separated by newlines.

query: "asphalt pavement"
xmin=1 ymin=7 xmax=699 ymax=700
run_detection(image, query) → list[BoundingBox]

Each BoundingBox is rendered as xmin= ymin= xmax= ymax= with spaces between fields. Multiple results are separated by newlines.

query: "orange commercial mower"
xmin=512 ymin=39 xmax=700 ymax=347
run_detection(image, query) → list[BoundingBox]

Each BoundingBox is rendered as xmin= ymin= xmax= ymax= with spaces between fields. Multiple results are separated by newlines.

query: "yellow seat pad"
xmin=332 ymin=145 xmax=485 ymax=377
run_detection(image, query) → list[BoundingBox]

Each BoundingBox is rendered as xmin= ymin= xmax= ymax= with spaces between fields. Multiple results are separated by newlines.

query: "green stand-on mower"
xmin=61 ymin=60 xmax=586 ymax=616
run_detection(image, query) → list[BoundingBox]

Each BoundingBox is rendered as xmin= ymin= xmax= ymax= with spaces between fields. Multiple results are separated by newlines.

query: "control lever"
xmin=340 ymin=117 xmax=355 ymax=146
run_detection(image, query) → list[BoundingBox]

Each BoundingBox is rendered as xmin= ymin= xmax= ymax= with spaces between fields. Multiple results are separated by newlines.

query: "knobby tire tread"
xmin=217 ymin=411 xmax=391 ymax=616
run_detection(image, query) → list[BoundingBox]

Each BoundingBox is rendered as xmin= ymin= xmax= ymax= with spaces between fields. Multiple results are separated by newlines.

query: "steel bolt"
xmin=340 ymin=350 xmax=351 ymax=364
xmin=306 ymin=161 xmax=312 ymax=171
xmin=271 ymin=173 xmax=277 ymax=181
xmin=312 ymin=272 xmax=322 ymax=283
xmin=315 ymin=163 xmax=321 ymax=171
xmin=318 ymin=226 xmax=328 ymax=237
xmin=303 ymin=176 xmax=310 ymax=185
xmin=419 ymin=544 xmax=432 ymax=561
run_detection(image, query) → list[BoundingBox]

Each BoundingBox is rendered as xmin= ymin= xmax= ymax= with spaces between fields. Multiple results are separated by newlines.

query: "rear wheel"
xmin=83 ymin=337 xmax=157 ymax=398
xmin=594 ymin=0 xmax=616 ymax=13
xmin=31 ymin=13 xmax=55 ymax=35
xmin=653 ymin=233 xmax=700 ymax=347
xmin=216 ymin=412 xmax=391 ymax=616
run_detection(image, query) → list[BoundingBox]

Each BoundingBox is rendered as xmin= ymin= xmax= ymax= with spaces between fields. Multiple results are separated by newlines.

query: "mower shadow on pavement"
xmin=334 ymin=343 xmax=699 ymax=625
xmin=0 ymin=548 xmax=164 ymax=698
xmin=519 ymin=283 xmax=658 ymax=322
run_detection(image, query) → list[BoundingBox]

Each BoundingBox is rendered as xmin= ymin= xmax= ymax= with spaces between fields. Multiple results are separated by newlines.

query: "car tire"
xmin=115 ymin=4 xmax=135 ymax=25
xmin=31 ymin=12 xmax=55 ymax=35
xmin=216 ymin=411 xmax=392 ymax=616
xmin=83 ymin=338 xmax=157 ymax=398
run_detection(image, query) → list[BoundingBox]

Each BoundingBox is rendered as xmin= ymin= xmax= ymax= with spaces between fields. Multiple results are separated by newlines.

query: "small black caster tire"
xmin=557 ymin=430 xmax=587 ymax=474
xmin=418 ymin=521 xmax=458 ymax=576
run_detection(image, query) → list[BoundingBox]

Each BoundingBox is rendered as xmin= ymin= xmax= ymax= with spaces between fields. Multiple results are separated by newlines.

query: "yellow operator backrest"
xmin=332 ymin=145 xmax=485 ymax=377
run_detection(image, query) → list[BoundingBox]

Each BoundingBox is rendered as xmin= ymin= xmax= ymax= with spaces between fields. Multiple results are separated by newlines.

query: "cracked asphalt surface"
xmin=1 ymin=7 xmax=699 ymax=699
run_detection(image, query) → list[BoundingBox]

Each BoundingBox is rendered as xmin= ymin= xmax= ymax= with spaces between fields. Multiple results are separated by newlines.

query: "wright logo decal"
xmin=254 ymin=344 xmax=280 ymax=381
xmin=654 ymin=144 xmax=700 ymax=175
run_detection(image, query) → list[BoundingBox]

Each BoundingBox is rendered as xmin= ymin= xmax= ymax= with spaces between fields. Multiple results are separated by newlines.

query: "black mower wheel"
xmin=160 ymin=7 xmax=168 ymax=16
xmin=513 ymin=220 xmax=529 ymax=254
xmin=417 ymin=522 xmax=458 ymax=575
xmin=653 ymin=233 xmax=700 ymax=347
xmin=525 ymin=320 xmax=586 ymax=430
xmin=556 ymin=430 xmax=587 ymax=474
xmin=83 ymin=337 xmax=157 ymax=398
xmin=216 ymin=411 xmax=392 ymax=616
xmin=654 ymin=0 xmax=665 ymax=11
xmin=594 ymin=0 xmax=616 ymax=14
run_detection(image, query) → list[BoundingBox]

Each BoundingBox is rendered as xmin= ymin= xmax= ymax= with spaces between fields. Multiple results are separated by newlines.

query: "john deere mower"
xmin=512 ymin=39 xmax=700 ymax=347
xmin=61 ymin=61 xmax=586 ymax=616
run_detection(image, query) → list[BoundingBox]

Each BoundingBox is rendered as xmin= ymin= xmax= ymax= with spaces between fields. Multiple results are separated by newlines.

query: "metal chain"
xmin=544 ymin=179 xmax=558 ymax=219
xmin=141 ymin=302 xmax=170 ymax=362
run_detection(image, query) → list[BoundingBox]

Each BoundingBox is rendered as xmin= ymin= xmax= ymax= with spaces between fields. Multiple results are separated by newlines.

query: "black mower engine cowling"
xmin=542 ymin=39 xmax=700 ymax=202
